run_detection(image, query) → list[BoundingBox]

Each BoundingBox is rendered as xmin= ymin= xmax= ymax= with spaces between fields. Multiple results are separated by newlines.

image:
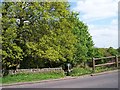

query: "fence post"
xmin=92 ymin=57 xmax=95 ymax=73
xmin=115 ymin=55 xmax=118 ymax=68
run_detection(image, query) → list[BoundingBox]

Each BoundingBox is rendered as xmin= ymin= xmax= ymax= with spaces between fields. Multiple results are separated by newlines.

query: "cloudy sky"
xmin=69 ymin=0 xmax=119 ymax=48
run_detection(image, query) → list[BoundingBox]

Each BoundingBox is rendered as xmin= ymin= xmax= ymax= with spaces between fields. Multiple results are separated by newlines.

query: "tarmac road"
xmin=2 ymin=71 xmax=119 ymax=88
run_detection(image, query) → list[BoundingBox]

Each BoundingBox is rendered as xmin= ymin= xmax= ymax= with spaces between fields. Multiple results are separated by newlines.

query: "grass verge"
xmin=1 ymin=66 xmax=118 ymax=84
xmin=70 ymin=67 xmax=92 ymax=76
xmin=2 ymin=71 xmax=65 ymax=84
xmin=70 ymin=66 xmax=117 ymax=76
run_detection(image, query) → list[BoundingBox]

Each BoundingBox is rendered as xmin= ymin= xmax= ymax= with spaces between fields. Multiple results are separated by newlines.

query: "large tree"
xmin=2 ymin=1 xmax=97 ymax=69
xmin=25 ymin=2 xmax=77 ymax=68
xmin=2 ymin=2 xmax=77 ymax=68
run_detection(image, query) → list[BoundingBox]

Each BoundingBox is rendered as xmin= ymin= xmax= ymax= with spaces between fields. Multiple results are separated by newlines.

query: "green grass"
xmin=70 ymin=66 xmax=117 ymax=76
xmin=71 ymin=67 xmax=92 ymax=76
xmin=1 ymin=66 xmax=118 ymax=84
xmin=2 ymin=71 xmax=65 ymax=84
xmin=95 ymin=66 xmax=116 ymax=73
xmin=0 ymin=77 xmax=2 ymax=84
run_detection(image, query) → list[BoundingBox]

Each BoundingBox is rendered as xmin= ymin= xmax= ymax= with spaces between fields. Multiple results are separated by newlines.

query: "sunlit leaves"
xmin=2 ymin=2 xmax=96 ymax=69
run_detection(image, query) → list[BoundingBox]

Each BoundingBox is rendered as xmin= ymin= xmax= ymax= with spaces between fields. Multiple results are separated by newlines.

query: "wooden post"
xmin=115 ymin=55 xmax=118 ymax=68
xmin=92 ymin=58 xmax=95 ymax=73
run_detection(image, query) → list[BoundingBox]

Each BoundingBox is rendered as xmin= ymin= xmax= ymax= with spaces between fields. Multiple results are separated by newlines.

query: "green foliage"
xmin=107 ymin=47 xmax=118 ymax=56
xmin=2 ymin=2 xmax=77 ymax=69
xmin=117 ymin=47 xmax=120 ymax=55
xmin=37 ymin=30 xmax=77 ymax=65
xmin=2 ymin=44 xmax=23 ymax=68
xmin=2 ymin=2 xmax=24 ymax=69
xmin=2 ymin=2 xmax=107 ymax=70
xmin=97 ymin=47 xmax=118 ymax=57
xmin=92 ymin=48 xmax=103 ymax=58
xmin=71 ymin=13 xmax=94 ymax=66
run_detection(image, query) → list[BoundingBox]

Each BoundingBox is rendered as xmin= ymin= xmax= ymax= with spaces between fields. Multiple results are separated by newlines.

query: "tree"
xmin=2 ymin=2 xmax=23 ymax=71
xmin=107 ymin=47 xmax=118 ymax=56
xmin=26 ymin=2 xmax=77 ymax=67
xmin=117 ymin=47 xmax=120 ymax=55
xmin=2 ymin=2 xmax=98 ymax=69
xmin=2 ymin=2 xmax=77 ymax=68
xmin=71 ymin=13 xmax=94 ymax=67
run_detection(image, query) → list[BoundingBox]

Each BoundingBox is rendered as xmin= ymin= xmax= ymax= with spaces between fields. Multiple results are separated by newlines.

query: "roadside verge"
xmin=2 ymin=69 xmax=118 ymax=87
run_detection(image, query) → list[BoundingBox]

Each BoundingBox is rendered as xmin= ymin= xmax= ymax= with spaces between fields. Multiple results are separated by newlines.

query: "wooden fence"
xmin=92 ymin=55 xmax=120 ymax=72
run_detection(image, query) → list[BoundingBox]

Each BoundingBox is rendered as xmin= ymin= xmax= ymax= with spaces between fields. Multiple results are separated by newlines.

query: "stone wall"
xmin=8 ymin=68 xmax=63 ymax=75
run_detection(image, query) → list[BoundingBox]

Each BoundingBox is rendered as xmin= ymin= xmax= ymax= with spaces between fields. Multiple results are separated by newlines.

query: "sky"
xmin=69 ymin=0 xmax=119 ymax=49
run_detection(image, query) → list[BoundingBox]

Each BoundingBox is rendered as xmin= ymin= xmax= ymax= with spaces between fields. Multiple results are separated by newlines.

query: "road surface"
xmin=2 ymin=71 xmax=118 ymax=88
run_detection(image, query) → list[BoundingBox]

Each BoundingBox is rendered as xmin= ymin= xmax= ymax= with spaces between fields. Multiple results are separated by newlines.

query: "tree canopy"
xmin=2 ymin=2 xmax=104 ymax=70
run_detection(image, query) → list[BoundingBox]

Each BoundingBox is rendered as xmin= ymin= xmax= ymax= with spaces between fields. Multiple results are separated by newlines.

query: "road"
xmin=2 ymin=71 xmax=118 ymax=88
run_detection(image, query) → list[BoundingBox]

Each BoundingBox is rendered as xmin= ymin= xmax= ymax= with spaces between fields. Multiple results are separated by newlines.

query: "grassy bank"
xmin=2 ymin=71 xmax=65 ymax=84
xmin=1 ymin=66 xmax=117 ymax=84
xmin=70 ymin=66 xmax=117 ymax=76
